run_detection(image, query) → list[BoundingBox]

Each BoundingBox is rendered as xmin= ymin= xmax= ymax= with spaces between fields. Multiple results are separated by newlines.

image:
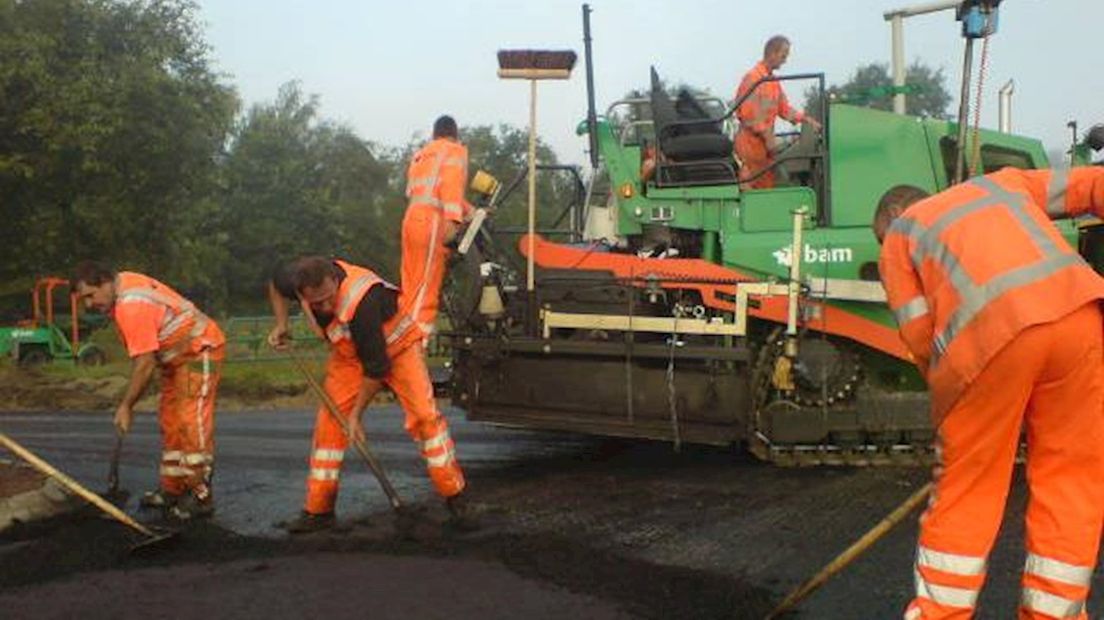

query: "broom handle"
xmin=766 ymin=481 xmax=934 ymax=619
xmin=0 ymin=432 xmax=155 ymax=537
xmin=286 ymin=348 xmax=403 ymax=510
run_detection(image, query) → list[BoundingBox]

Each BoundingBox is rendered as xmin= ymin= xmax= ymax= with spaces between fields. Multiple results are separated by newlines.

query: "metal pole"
xmin=527 ymin=78 xmax=538 ymax=293
xmin=582 ymin=3 xmax=598 ymax=169
xmin=884 ymin=1 xmax=962 ymax=115
xmin=998 ymin=79 xmax=1014 ymax=133
xmin=954 ymin=37 xmax=974 ymax=183
xmin=891 ymin=15 xmax=906 ymax=114
xmin=883 ymin=0 xmax=962 ymax=20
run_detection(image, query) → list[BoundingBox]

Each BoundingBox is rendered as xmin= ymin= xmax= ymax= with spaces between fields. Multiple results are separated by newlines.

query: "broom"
xmin=496 ymin=48 xmax=576 ymax=332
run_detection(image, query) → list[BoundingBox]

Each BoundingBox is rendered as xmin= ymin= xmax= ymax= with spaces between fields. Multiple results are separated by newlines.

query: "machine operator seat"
xmin=648 ymin=67 xmax=735 ymax=186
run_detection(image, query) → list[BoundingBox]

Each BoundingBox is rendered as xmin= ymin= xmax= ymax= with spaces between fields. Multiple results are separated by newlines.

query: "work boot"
xmin=139 ymin=489 xmax=181 ymax=510
xmin=167 ymin=493 xmax=214 ymax=521
xmin=283 ymin=511 xmax=337 ymax=534
xmin=445 ymin=492 xmax=481 ymax=533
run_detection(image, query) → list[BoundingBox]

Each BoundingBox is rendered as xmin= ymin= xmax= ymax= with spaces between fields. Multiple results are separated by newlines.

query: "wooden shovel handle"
xmin=0 ymin=431 xmax=155 ymax=537
xmin=766 ymin=481 xmax=934 ymax=619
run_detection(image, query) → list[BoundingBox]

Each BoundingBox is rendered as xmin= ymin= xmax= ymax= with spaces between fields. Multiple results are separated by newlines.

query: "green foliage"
xmin=460 ymin=124 xmax=579 ymax=232
xmin=0 ymin=0 xmax=238 ymax=300
xmin=805 ymin=62 xmax=952 ymax=119
xmin=218 ymin=81 xmax=402 ymax=311
xmin=0 ymin=0 xmax=578 ymax=319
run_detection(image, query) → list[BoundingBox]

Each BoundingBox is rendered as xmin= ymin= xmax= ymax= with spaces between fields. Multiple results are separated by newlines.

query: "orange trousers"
xmin=905 ymin=303 xmax=1104 ymax=620
xmin=304 ymin=343 xmax=465 ymax=515
xmin=391 ymin=203 xmax=452 ymax=351
xmin=735 ymin=128 xmax=775 ymax=190
xmin=158 ymin=347 xmax=221 ymax=500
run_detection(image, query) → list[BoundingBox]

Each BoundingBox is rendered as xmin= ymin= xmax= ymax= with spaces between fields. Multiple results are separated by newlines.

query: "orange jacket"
xmin=879 ymin=167 xmax=1104 ymax=421
xmin=310 ymin=260 xmax=400 ymax=360
xmin=406 ymin=138 xmax=470 ymax=223
xmin=735 ymin=61 xmax=803 ymax=137
xmin=112 ymin=272 xmax=224 ymax=365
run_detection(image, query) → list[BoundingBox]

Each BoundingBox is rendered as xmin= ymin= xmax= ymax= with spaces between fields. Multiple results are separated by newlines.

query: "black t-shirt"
xmin=272 ymin=260 xmax=397 ymax=378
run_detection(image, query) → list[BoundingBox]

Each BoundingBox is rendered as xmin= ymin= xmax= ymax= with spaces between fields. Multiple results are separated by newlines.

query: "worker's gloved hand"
xmin=114 ymin=403 xmax=134 ymax=435
xmin=267 ymin=324 xmax=290 ymax=351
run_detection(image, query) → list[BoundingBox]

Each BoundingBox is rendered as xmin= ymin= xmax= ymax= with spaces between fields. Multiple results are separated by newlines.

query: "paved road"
xmin=0 ymin=406 xmax=592 ymax=537
xmin=2 ymin=407 xmax=1103 ymax=618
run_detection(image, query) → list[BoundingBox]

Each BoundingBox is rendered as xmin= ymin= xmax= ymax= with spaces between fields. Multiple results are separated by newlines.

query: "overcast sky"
xmin=194 ymin=0 xmax=1104 ymax=166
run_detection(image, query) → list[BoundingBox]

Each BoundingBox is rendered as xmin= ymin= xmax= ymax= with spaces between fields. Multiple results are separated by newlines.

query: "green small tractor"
xmin=0 ymin=277 xmax=106 ymax=367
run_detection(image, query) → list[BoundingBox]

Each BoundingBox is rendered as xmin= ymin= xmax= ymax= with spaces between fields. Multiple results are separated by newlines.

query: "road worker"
xmin=733 ymin=35 xmax=820 ymax=189
xmin=390 ymin=115 xmax=471 ymax=354
xmin=874 ymin=167 xmax=1104 ymax=619
xmin=266 ymin=256 xmax=473 ymax=533
xmin=72 ymin=261 xmax=224 ymax=520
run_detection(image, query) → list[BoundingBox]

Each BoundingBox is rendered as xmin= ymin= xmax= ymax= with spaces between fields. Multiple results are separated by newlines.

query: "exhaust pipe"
xmin=998 ymin=79 xmax=1014 ymax=133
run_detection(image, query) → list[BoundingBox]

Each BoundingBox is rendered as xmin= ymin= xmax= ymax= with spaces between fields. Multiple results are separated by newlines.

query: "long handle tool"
xmin=103 ymin=430 xmax=130 ymax=507
xmin=765 ymin=482 xmax=933 ymax=619
xmin=286 ymin=347 xmax=404 ymax=511
xmin=0 ymin=431 xmax=176 ymax=552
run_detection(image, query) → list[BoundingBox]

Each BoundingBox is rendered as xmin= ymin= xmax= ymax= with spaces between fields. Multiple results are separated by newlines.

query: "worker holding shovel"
xmin=876 ymin=167 xmax=1104 ymax=619
xmin=267 ymin=256 xmax=475 ymax=534
xmin=72 ymin=261 xmax=224 ymax=521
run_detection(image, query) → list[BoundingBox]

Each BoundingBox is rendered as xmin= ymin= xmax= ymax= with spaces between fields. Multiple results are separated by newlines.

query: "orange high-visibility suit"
xmin=734 ymin=61 xmax=805 ymax=190
xmin=301 ymin=260 xmax=465 ymax=515
xmin=879 ymin=167 xmax=1104 ymax=619
xmin=111 ymin=272 xmax=224 ymax=501
xmin=390 ymin=138 xmax=471 ymax=352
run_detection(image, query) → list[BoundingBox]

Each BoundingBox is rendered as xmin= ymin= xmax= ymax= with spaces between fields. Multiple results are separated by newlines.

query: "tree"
xmin=612 ymin=80 xmax=724 ymax=130
xmin=805 ymin=62 xmax=952 ymax=119
xmin=0 ymin=0 xmax=238 ymax=300
xmin=459 ymin=124 xmax=580 ymax=233
xmin=219 ymin=82 xmax=400 ymax=312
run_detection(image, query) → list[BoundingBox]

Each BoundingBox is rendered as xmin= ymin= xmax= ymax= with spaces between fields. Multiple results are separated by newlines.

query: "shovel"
xmin=102 ymin=430 xmax=130 ymax=508
xmin=0 ymin=432 xmax=176 ymax=552
xmin=286 ymin=348 xmax=436 ymax=539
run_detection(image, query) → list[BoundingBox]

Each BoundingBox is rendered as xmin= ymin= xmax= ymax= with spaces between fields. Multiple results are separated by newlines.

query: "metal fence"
xmin=222 ymin=315 xmax=327 ymax=362
xmin=223 ymin=315 xmax=451 ymax=363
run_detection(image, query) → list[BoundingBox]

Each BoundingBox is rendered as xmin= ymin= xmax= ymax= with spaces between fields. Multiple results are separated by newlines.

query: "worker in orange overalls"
xmin=733 ymin=35 xmax=820 ymax=190
xmin=73 ymin=261 xmax=224 ymax=520
xmin=266 ymin=256 xmax=472 ymax=533
xmin=389 ymin=115 xmax=472 ymax=353
xmin=874 ymin=167 xmax=1104 ymax=619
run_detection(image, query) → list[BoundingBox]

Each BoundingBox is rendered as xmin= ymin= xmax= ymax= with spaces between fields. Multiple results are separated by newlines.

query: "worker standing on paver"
xmin=874 ymin=167 xmax=1104 ymax=619
xmin=72 ymin=261 xmax=224 ymax=520
xmin=266 ymin=256 xmax=473 ymax=533
xmin=733 ymin=35 xmax=819 ymax=190
xmin=390 ymin=115 xmax=471 ymax=353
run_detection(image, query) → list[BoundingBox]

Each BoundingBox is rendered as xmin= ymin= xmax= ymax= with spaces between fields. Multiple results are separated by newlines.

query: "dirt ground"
xmin=0 ymin=501 xmax=770 ymax=619
xmin=2 ymin=408 xmax=1097 ymax=619
xmin=0 ymin=461 xmax=45 ymax=496
xmin=0 ymin=365 xmax=315 ymax=412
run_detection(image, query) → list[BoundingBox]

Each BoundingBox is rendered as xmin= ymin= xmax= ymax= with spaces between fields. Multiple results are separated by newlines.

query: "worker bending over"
xmin=73 ymin=261 xmax=224 ymax=520
xmin=875 ymin=167 xmax=1104 ymax=619
xmin=267 ymin=256 xmax=473 ymax=533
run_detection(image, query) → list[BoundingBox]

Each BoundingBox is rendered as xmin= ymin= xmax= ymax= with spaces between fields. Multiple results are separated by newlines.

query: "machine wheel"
xmin=19 ymin=347 xmax=50 ymax=367
xmin=441 ymin=244 xmax=485 ymax=332
xmin=750 ymin=327 xmax=862 ymax=409
xmin=78 ymin=347 xmax=107 ymax=367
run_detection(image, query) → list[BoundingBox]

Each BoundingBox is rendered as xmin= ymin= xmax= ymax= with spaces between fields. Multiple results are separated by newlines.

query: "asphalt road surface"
xmin=1 ymin=406 xmax=1102 ymax=619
